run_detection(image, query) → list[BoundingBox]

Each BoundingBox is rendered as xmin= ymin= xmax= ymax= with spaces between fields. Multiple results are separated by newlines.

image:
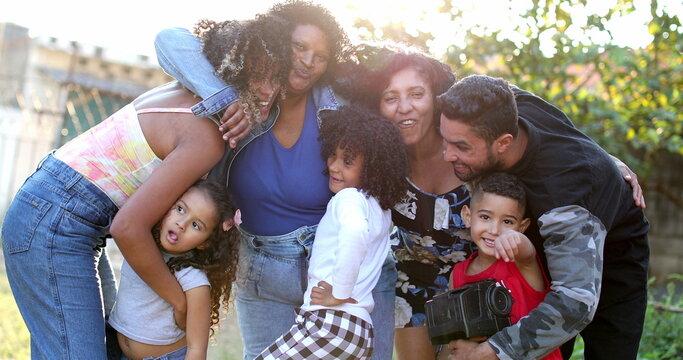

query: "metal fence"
xmin=0 ymin=74 xmax=135 ymax=217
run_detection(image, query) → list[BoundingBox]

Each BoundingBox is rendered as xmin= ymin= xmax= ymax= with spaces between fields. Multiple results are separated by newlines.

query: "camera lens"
xmin=486 ymin=285 xmax=513 ymax=316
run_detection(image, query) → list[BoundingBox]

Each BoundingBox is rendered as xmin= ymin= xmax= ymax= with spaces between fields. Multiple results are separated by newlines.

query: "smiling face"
xmin=379 ymin=66 xmax=436 ymax=147
xmin=440 ymin=115 xmax=505 ymax=182
xmin=327 ymin=146 xmax=364 ymax=194
xmin=158 ymin=187 xmax=218 ymax=255
xmin=248 ymin=64 xmax=282 ymax=119
xmin=461 ymin=192 xmax=530 ymax=259
xmin=287 ymin=24 xmax=330 ymax=95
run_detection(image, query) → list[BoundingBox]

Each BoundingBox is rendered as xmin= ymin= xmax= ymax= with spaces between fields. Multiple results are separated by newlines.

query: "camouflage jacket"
xmin=488 ymin=89 xmax=649 ymax=360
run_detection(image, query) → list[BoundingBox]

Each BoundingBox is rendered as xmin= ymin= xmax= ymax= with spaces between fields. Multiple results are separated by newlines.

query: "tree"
xmin=354 ymin=0 xmax=682 ymax=203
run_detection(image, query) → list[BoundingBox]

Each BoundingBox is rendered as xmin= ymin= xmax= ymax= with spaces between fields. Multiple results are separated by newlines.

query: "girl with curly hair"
xmin=1 ymin=15 xmax=288 ymax=359
xmin=109 ymin=180 xmax=240 ymax=360
xmin=255 ymin=106 xmax=408 ymax=360
xmin=337 ymin=43 xmax=473 ymax=360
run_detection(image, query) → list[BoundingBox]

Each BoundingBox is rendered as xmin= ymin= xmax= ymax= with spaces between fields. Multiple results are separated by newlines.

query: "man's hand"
xmin=218 ymin=102 xmax=251 ymax=148
xmin=310 ymin=281 xmax=358 ymax=307
xmin=447 ymin=340 xmax=498 ymax=360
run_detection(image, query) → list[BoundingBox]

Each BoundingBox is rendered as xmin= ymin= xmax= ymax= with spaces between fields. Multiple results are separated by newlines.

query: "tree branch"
xmin=647 ymin=183 xmax=683 ymax=208
xmin=650 ymin=301 xmax=683 ymax=313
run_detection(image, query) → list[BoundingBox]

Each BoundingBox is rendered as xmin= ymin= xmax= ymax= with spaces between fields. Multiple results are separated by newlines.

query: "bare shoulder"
xmin=134 ymin=82 xmax=199 ymax=109
xmin=135 ymin=83 xmax=223 ymax=162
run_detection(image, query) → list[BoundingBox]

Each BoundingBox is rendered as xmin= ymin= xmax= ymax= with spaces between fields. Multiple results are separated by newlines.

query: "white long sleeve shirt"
xmin=302 ymin=188 xmax=392 ymax=324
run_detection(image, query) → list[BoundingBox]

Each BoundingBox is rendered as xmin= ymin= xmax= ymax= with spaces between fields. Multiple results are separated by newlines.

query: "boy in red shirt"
xmin=446 ymin=173 xmax=561 ymax=360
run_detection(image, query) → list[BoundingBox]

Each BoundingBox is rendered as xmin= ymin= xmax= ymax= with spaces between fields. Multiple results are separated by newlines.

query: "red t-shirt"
xmin=452 ymin=251 xmax=562 ymax=360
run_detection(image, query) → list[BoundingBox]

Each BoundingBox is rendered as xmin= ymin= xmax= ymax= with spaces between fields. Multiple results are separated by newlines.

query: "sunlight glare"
xmin=1 ymin=0 xmax=677 ymax=61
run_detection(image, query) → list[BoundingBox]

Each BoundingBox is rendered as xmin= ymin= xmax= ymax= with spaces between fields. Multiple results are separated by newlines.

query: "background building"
xmin=0 ymin=22 xmax=171 ymax=216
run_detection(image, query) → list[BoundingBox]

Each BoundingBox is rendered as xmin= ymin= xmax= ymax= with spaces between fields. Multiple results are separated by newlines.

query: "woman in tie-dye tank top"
xmin=1 ymin=15 xmax=291 ymax=359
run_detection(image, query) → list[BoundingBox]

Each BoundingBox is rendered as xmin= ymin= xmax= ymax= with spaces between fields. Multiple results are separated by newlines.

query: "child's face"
xmin=159 ymin=187 xmax=218 ymax=255
xmin=326 ymin=146 xmax=364 ymax=194
xmin=461 ymin=192 xmax=530 ymax=258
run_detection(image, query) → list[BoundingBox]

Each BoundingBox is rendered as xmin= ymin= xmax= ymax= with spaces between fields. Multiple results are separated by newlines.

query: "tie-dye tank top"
xmin=54 ymin=104 xmax=193 ymax=208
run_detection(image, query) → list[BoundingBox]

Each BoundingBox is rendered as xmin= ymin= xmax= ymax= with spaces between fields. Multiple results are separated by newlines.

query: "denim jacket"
xmin=155 ymin=27 xmax=239 ymax=120
xmin=154 ymin=27 xmax=346 ymax=186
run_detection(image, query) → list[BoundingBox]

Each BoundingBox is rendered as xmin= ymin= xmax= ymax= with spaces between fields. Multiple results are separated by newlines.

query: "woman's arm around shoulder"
xmin=110 ymin=84 xmax=225 ymax=326
xmin=155 ymin=27 xmax=249 ymax=148
xmin=154 ymin=27 xmax=230 ymax=101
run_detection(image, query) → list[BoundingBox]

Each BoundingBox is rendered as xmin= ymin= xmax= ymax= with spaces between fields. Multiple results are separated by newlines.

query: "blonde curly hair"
xmin=194 ymin=15 xmax=292 ymax=123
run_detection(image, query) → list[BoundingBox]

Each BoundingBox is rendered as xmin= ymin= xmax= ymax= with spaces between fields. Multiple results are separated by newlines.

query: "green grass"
xmin=2 ymin=244 xmax=680 ymax=359
xmin=0 ymin=244 xmax=244 ymax=360
xmin=0 ymin=252 xmax=30 ymax=360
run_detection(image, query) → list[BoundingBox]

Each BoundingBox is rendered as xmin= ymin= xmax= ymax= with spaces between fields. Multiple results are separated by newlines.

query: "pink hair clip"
xmin=222 ymin=209 xmax=242 ymax=232
xmin=233 ymin=209 xmax=242 ymax=227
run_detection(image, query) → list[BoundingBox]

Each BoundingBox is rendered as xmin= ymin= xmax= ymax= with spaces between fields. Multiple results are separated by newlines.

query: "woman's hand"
xmin=310 ymin=281 xmax=358 ymax=307
xmin=218 ymin=102 xmax=251 ymax=148
xmin=610 ymin=155 xmax=646 ymax=208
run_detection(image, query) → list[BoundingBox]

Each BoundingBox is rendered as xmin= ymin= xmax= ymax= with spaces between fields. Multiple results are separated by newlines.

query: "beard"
xmin=453 ymin=151 xmax=504 ymax=182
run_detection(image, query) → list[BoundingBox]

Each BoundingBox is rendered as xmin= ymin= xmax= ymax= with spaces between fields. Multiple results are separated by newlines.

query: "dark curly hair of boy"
xmin=153 ymin=179 xmax=240 ymax=337
xmin=268 ymin=0 xmax=353 ymax=84
xmin=319 ymin=106 xmax=409 ymax=210
xmin=194 ymin=15 xmax=292 ymax=123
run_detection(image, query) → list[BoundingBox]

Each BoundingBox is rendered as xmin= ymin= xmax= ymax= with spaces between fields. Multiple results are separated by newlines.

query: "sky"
xmin=2 ymin=0 xmax=679 ymax=64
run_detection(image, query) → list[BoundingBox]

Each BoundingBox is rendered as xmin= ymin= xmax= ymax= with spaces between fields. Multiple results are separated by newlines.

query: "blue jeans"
xmin=235 ymin=226 xmax=397 ymax=360
xmin=2 ymin=154 xmax=118 ymax=359
xmin=121 ymin=346 xmax=187 ymax=360
xmin=370 ymin=253 xmax=397 ymax=360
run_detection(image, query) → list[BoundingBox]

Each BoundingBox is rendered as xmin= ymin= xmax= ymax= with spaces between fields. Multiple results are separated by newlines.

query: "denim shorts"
xmin=2 ymin=154 xmax=118 ymax=359
xmin=121 ymin=346 xmax=187 ymax=360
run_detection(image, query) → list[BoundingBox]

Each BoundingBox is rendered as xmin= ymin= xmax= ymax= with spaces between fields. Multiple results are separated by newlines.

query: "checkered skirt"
xmin=254 ymin=308 xmax=374 ymax=360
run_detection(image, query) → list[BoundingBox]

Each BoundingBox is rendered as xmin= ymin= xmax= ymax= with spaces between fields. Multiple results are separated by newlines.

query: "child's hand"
xmin=310 ymin=281 xmax=358 ymax=307
xmin=494 ymin=230 xmax=526 ymax=262
xmin=173 ymin=306 xmax=187 ymax=331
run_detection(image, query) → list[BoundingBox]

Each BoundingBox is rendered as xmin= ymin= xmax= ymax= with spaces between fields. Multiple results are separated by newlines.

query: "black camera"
xmin=425 ymin=279 xmax=513 ymax=345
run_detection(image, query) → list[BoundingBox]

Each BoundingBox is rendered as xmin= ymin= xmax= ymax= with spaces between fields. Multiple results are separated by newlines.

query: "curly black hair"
xmin=335 ymin=41 xmax=456 ymax=125
xmin=267 ymin=0 xmax=353 ymax=85
xmin=195 ymin=15 xmax=292 ymax=123
xmin=319 ymin=106 xmax=408 ymax=210
xmin=469 ymin=172 xmax=527 ymax=214
xmin=437 ymin=74 xmax=518 ymax=144
xmin=153 ymin=179 xmax=239 ymax=337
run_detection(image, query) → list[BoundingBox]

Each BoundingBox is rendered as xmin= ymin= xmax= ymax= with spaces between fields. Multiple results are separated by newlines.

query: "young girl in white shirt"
xmin=109 ymin=180 xmax=240 ymax=360
xmin=255 ymin=106 xmax=409 ymax=359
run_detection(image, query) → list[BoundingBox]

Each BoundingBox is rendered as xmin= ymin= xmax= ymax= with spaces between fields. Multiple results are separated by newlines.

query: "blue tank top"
xmin=228 ymin=95 xmax=333 ymax=235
